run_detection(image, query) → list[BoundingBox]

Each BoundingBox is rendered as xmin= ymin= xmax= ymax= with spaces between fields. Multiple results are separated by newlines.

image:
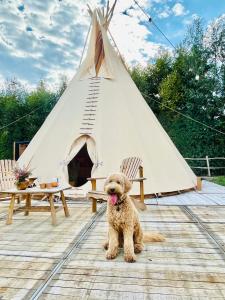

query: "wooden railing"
xmin=185 ymin=156 xmax=225 ymax=177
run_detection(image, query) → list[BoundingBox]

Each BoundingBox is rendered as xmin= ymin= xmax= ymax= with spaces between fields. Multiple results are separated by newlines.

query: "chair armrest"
xmin=130 ymin=177 xmax=147 ymax=182
xmin=87 ymin=177 xmax=107 ymax=192
xmin=87 ymin=177 xmax=107 ymax=181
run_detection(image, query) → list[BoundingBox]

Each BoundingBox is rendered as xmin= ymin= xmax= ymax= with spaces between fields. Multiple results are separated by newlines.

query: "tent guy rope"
xmin=133 ymin=0 xmax=176 ymax=50
xmin=0 ymin=105 xmax=43 ymax=131
xmin=142 ymin=92 xmax=225 ymax=136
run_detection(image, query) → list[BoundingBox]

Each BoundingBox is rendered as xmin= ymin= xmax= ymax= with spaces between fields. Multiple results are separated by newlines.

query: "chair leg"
xmin=196 ymin=177 xmax=202 ymax=191
xmin=140 ymin=181 xmax=144 ymax=203
xmin=92 ymin=198 xmax=97 ymax=213
xmin=139 ymin=166 xmax=144 ymax=203
xmin=90 ymin=179 xmax=97 ymax=212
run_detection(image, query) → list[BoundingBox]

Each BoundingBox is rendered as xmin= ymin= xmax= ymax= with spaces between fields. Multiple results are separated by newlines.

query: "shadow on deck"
xmin=0 ymin=181 xmax=225 ymax=299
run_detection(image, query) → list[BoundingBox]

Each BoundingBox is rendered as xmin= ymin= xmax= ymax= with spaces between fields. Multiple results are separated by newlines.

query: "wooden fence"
xmin=185 ymin=156 xmax=225 ymax=177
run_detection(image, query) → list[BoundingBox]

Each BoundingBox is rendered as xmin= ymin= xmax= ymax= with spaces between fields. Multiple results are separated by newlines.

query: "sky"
xmin=0 ymin=0 xmax=224 ymax=89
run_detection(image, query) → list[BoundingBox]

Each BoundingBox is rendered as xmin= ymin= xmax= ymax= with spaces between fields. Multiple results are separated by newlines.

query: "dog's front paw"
xmin=134 ymin=243 xmax=144 ymax=254
xmin=124 ymin=254 xmax=136 ymax=263
xmin=103 ymin=241 xmax=109 ymax=250
xmin=106 ymin=250 xmax=117 ymax=260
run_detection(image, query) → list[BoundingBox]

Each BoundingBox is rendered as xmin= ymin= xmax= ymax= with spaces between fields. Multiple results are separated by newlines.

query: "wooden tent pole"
xmin=79 ymin=18 xmax=92 ymax=67
xmin=108 ymin=29 xmax=129 ymax=72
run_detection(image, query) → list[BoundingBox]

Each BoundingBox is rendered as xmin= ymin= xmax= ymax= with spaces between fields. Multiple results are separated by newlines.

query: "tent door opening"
xmin=68 ymin=143 xmax=93 ymax=187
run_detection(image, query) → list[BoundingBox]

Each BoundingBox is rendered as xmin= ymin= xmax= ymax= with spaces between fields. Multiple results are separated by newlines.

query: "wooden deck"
xmin=0 ymin=180 xmax=225 ymax=299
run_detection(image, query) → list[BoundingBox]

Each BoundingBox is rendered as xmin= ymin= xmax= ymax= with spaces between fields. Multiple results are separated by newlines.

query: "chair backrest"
xmin=0 ymin=160 xmax=16 ymax=190
xmin=120 ymin=157 xmax=142 ymax=179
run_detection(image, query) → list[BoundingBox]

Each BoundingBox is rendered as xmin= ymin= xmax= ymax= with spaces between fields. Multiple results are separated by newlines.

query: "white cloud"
xmin=107 ymin=0 xmax=165 ymax=66
xmin=110 ymin=14 xmax=163 ymax=66
xmin=182 ymin=13 xmax=199 ymax=25
xmin=158 ymin=5 xmax=171 ymax=19
xmin=172 ymin=3 xmax=188 ymax=16
xmin=0 ymin=0 xmax=167 ymax=87
xmin=158 ymin=11 xmax=170 ymax=19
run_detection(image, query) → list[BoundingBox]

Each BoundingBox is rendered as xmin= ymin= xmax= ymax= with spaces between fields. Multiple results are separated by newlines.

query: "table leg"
xmin=60 ymin=191 xmax=70 ymax=217
xmin=6 ymin=194 xmax=16 ymax=225
xmin=17 ymin=196 xmax=21 ymax=204
xmin=24 ymin=194 xmax=31 ymax=216
xmin=49 ymin=194 xmax=57 ymax=225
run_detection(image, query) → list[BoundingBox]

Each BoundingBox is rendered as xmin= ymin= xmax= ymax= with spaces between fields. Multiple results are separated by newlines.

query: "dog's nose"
xmin=110 ymin=188 xmax=115 ymax=193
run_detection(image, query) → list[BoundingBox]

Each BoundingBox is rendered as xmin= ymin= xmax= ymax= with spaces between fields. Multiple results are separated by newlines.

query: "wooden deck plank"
xmin=59 ymin=266 xmax=225 ymax=283
xmin=54 ymin=273 xmax=225 ymax=288
xmin=41 ymin=292 xmax=224 ymax=300
xmin=0 ymin=287 xmax=34 ymax=300
xmin=145 ymin=181 xmax=225 ymax=206
xmin=43 ymin=284 xmax=225 ymax=299
xmin=40 ymin=295 xmax=80 ymax=300
xmin=189 ymin=206 xmax=225 ymax=223
xmin=49 ymin=278 xmax=225 ymax=295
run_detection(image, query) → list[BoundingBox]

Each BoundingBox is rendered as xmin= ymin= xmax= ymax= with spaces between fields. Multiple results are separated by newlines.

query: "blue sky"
xmin=0 ymin=0 xmax=224 ymax=89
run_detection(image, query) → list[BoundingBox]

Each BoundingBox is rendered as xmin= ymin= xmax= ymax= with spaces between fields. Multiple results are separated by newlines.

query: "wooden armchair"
xmin=0 ymin=160 xmax=16 ymax=200
xmin=87 ymin=157 xmax=146 ymax=212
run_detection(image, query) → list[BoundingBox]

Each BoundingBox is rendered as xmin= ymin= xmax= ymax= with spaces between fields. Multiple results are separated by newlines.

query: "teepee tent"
xmin=18 ymin=1 xmax=197 ymax=195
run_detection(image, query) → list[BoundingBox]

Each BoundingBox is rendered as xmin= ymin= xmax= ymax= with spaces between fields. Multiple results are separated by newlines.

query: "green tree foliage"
xmin=0 ymin=79 xmax=61 ymax=159
xmin=131 ymin=17 xmax=225 ymax=174
xmin=131 ymin=53 xmax=172 ymax=114
xmin=159 ymin=70 xmax=183 ymax=110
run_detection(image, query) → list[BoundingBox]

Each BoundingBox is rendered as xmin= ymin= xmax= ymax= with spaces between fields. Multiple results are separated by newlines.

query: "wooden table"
xmin=1 ymin=186 xmax=70 ymax=225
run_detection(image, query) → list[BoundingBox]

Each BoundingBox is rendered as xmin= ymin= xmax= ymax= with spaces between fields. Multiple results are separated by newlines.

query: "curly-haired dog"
xmin=104 ymin=173 xmax=165 ymax=263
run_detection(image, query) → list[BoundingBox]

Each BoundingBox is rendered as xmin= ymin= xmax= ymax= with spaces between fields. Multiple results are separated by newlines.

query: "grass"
xmin=211 ymin=176 xmax=225 ymax=187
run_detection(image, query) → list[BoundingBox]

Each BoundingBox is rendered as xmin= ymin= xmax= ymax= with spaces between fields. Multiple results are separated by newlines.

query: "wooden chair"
xmin=0 ymin=160 xmax=17 ymax=200
xmin=87 ymin=157 xmax=146 ymax=212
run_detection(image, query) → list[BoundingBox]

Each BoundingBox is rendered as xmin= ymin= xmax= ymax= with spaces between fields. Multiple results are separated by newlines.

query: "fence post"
xmin=206 ymin=156 xmax=211 ymax=177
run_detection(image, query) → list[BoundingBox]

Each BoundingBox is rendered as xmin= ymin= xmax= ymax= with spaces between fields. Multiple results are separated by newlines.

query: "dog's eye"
xmin=109 ymin=180 xmax=112 ymax=183
xmin=116 ymin=181 xmax=120 ymax=184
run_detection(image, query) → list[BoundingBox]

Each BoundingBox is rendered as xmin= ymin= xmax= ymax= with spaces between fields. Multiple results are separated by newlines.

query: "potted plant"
xmin=14 ymin=167 xmax=32 ymax=190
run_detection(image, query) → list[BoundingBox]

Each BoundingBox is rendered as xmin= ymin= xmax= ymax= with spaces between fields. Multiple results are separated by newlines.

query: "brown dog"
xmin=104 ymin=173 xmax=165 ymax=263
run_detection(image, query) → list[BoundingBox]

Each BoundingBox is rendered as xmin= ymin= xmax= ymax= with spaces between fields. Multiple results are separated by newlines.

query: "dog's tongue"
xmin=109 ymin=194 xmax=118 ymax=205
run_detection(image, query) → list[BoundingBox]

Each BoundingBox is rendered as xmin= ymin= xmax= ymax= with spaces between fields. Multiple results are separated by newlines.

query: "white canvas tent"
xmin=18 ymin=1 xmax=197 ymax=195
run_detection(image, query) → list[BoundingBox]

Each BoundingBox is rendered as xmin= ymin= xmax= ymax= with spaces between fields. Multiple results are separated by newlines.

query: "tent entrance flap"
xmin=68 ymin=143 xmax=93 ymax=187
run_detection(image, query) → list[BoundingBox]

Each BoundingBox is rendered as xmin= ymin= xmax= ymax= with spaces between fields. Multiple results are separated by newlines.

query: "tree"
xmin=131 ymin=53 xmax=172 ymax=115
xmin=0 ymin=79 xmax=60 ymax=159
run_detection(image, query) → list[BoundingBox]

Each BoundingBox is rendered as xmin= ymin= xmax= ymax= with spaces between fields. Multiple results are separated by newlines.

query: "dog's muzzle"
xmin=109 ymin=188 xmax=116 ymax=194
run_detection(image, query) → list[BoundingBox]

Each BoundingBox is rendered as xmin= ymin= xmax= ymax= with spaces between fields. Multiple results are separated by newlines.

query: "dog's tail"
xmin=143 ymin=232 xmax=165 ymax=243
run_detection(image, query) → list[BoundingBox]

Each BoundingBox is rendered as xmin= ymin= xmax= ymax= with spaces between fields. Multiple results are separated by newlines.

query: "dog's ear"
xmin=123 ymin=175 xmax=132 ymax=193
